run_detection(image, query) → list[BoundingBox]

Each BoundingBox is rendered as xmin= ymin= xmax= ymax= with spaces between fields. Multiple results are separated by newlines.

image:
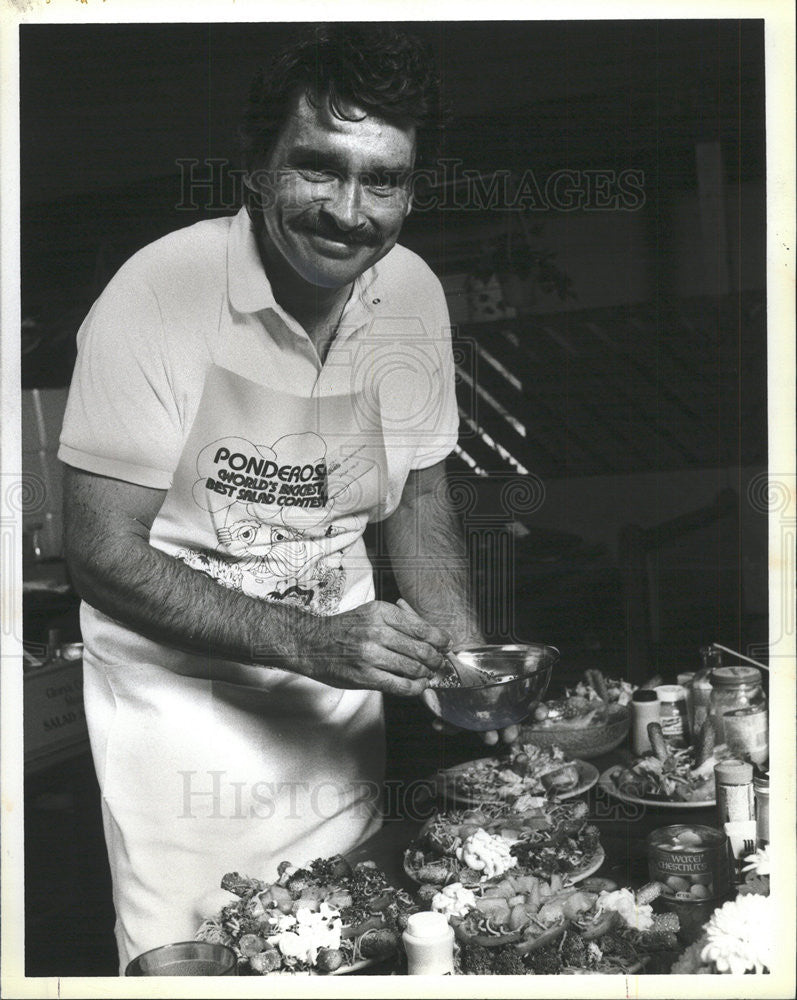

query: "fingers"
xmin=392 ymin=599 xmax=452 ymax=651
xmin=356 ymin=666 xmax=429 ymax=698
xmin=360 ymin=639 xmax=438 ymax=680
xmin=475 ymin=724 xmax=521 ymax=746
xmin=431 ymin=718 xmax=459 ymax=736
xmin=378 ymin=630 xmax=447 ymax=674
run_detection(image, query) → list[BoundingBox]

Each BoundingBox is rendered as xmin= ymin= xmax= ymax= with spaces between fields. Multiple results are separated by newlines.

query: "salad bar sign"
xmin=23 ymin=658 xmax=89 ymax=772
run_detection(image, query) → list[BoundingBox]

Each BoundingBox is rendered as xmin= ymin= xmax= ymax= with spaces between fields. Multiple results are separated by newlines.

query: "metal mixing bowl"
xmin=421 ymin=643 xmax=558 ymax=731
xmin=125 ymin=941 xmax=238 ymax=976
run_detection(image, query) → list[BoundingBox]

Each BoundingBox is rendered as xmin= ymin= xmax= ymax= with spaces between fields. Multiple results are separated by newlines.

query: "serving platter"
xmin=402 ymin=846 xmax=605 ymax=887
xmin=436 ymin=758 xmax=599 ymax=806
xmin=598 ymin=764 xmax=716 ymax=809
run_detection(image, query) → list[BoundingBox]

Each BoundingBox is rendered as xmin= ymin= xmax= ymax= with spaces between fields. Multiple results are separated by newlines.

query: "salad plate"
xmin=437 ymin=757 xmax=599 ymax=806
xmin=599 ymin=764 xmax=716 ymax=809
xmin=403 ymin=799 xmax=604 ymax=887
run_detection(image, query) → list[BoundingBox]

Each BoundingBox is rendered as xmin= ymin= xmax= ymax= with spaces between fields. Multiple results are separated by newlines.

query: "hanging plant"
xmin=468 ymin=215 xmax=575 ymax=318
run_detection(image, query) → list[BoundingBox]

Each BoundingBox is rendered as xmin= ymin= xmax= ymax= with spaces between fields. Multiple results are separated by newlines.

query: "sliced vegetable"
xmin=514 ymin=920 xmax=567 ymax=954
xmin=579 ymin=909 xmax=617 ymax=940
xmin=509 ymin=903 xmax=529 ymax=931
xmin=647 ymin=722 xmax=669 ymax=762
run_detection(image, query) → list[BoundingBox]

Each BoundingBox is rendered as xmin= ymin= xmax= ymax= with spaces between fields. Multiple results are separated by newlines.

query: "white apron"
xmin=83 ymin=365 xmax=392 ymax=970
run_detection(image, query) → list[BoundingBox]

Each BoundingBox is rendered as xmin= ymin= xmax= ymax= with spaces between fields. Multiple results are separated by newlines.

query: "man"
xmin=59 ymin=24 xmax=515 ymax=970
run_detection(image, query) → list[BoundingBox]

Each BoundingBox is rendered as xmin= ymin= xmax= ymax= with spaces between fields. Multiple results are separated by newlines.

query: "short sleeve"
xmin=409 ymin=280 xmax=460 ymax=471
xmin=58 ymin=261 xmax=182 ymax=489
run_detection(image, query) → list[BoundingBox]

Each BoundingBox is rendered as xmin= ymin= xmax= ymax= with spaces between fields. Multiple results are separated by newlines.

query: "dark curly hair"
xmin=240 ymin=23 xmax=445 ymax=174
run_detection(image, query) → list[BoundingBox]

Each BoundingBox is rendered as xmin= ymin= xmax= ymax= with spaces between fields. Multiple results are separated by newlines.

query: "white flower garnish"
xmin=742 ymin=844 xmax=770 ymax=876
xmin=269 ymin=902 xmax=341 ymax=965
xmin=596 ymin=888 xmax=654 ymax=932
xmin=700 ymin=894 xmax=772 ymax=974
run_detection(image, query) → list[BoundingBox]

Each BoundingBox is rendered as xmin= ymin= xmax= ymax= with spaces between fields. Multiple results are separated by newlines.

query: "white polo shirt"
xmin=60 ymin=206 xmax=457 ymax=493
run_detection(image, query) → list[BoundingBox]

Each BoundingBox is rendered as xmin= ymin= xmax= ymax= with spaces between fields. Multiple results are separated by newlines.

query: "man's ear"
xmin=404 ymin=193 xmax=413 ymax=218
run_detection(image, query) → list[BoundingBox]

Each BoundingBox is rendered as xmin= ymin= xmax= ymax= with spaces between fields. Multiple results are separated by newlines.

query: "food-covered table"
xmin=346 ymin=747 xmax=713 ymax=895
xmin=187 ymin=661 xmax=771 ymax=978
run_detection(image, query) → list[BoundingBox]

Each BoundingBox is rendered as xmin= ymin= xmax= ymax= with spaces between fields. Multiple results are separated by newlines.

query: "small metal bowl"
xmin=125 ymin=941 xmax=238 ymax=976
xmin=421 ymin=643 xmax=558 ymax=731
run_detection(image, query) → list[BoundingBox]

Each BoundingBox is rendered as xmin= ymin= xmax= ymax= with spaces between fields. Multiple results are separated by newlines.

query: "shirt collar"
xmin=227 ymin=207 xmax=277 ymax=314
xmin=227 ymin=206 xmax=381 ymax=327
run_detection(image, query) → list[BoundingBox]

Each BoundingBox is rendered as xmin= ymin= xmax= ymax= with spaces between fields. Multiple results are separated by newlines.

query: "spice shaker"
xmin=402 ymin=910 xmax=454 ymax=975
xmin=714 ymin=759 xmax=754 ymax=825
xmin=754 ymin=772 xmax=770 ymax=848
xmin=631 ymin=689 xmax=661 ymax=755
xmin=654 ymin=684 xmax=690 ymax=748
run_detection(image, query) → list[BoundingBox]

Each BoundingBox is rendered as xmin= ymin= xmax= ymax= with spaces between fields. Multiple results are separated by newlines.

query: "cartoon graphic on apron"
xmin=152 ymin=365 xmax=389 ymax=618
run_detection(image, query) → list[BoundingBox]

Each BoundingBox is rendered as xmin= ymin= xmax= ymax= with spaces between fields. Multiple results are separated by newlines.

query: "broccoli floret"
xmin=560 ymin=931 xmax=588 ymax=968
xmin=601 ymin=932 xmax=638 ymax=964
xmin=416 ymin=883 xmax=440 ymax=905
xmin=460 ymin=943 xmax=494 ymax=975
xmin=236 ymin=912 xmax=268 ymax=937
xmin=492 ymin=947 xmax=528 ymax=976
xmin=525 ymin=945 xmax=563 ymax=975
xmin=285 ymin=868 xmax=313 ymax=893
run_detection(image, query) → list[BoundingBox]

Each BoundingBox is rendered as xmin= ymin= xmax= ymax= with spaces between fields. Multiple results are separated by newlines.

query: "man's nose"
xmin=323 ymin=178 xmax=364 ymax=232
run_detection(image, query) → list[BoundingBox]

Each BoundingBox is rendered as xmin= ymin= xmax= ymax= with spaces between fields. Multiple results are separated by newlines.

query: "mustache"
xmin=306 ymin=216 xmax=378 ymax=247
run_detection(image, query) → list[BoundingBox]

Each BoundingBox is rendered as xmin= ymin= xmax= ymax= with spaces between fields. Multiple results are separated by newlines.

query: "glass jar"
xmin=709 ymin=666 xmax=768 ymax=764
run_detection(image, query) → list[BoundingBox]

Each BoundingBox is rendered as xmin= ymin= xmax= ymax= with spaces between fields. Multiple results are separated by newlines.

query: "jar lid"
xmin=714 ymin=759 xmax=753 ymax=783
xmin=753 ymin=774 xmax=770 ymax=791
xmin=654 ymin=684 xmax=688 ymax=702
xmin=633 ymin=689 xmax=658 ymax=702
xmin=406 ymin=911 xmax=450 ymax=939
xmin=710 ymin=666 xmax=761 ymax=687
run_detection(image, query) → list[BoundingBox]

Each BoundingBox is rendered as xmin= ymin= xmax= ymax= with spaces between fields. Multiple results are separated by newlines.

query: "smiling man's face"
xmin=250 ymin=91 xmax=416 ymax=289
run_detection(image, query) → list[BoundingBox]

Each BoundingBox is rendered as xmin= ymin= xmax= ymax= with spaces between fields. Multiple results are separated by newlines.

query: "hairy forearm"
xmin=62 ymin=465 xmax=449 ymax=694
xmin=69 ymin=529 xmax=317 ymax=668
xmin=384 ymin=471 xmax=484 ymax=646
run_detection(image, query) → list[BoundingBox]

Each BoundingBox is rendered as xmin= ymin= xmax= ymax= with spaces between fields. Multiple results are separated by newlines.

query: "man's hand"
xmin=431 ymin=717 xmax=521 ymax=746
xmin=395 ymin=599 xmax=519 ymax=745
xmin=294 ymin=600 xmax=452 ymax=696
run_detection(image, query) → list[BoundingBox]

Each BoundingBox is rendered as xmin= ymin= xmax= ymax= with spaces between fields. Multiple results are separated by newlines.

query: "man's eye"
xmin=363 ymin=172 xmax=405 ymax=193
xmin=297 ymin=167 xmax=337 ymax=182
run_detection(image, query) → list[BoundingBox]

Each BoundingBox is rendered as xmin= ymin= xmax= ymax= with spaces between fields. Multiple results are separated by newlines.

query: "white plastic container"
xmin=402 ymin=911 xmax=455 ymax=975
xmin=631 ymin=689 xmax=661 ymax=756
